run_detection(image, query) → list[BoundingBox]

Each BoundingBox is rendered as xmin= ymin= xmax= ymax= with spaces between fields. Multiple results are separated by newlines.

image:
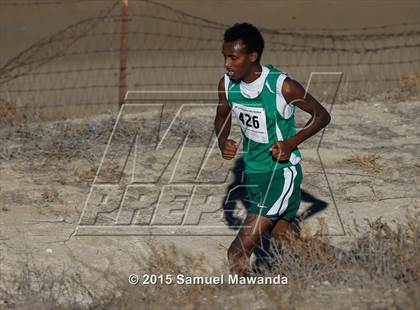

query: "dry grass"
xmin=0 ymin=116 xmax=111 ymax=162
xmin=0 ymin=103 xmax=418 ymax=309
xmin=343 ymin=153 xmax=382 ymax=172
xmin=400 ymin=73 xmax=420 ymax=96
xmin=0 ymin=98 xmax=28 ymax=127
xmin=0 ymin=254 xmax=94 ymax=310
xmin=1 ymin=216 xmax=419 ymax=309
xmin=41 ymin=187 xmax=59 ymax=203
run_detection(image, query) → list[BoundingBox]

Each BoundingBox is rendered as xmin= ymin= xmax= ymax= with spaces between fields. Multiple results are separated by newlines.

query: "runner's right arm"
xmin=214 ymin=77 xmax=237 ymax=160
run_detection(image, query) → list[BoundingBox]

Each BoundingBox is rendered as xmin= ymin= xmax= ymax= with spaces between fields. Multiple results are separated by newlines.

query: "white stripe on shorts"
xmin=266 ymin=165 xmax=297 ymax=216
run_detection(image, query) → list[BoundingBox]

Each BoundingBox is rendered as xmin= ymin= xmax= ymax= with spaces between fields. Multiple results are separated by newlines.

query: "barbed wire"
xmin=0 ymin=0 xmax=419 ymax=116
xmin=2 ymin=0 xmax=420 ymax=32
xmin=13 ymin=57 xmax=420 ymax=79
xmin=0 ymin=0 xmax=115 ymax=6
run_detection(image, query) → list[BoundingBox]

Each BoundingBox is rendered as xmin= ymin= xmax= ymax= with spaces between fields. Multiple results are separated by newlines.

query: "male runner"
xmin=214 ymin=23 xmax=331 ymax=276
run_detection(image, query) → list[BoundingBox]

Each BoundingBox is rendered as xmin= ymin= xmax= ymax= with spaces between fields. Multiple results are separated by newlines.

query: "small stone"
xmin=46 ymin=248 xmax=53 ymax=254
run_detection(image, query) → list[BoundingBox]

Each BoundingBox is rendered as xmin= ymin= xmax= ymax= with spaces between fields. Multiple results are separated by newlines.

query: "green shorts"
xmin=245 ymin=163 xmax=303 ymax=221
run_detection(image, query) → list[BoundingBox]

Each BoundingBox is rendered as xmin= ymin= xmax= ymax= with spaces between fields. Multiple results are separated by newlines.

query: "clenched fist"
xmin=220 ymin=139 xmax=238 ymax=160
xmin=270 ymin=140 xmax=294 ymax=161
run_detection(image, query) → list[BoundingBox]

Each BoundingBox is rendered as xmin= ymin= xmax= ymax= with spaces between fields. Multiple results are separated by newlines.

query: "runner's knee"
xmin=227 ymin=237 xmax=253 ymax=261
xmin=271 ymin=220 xmax=299 ymax=242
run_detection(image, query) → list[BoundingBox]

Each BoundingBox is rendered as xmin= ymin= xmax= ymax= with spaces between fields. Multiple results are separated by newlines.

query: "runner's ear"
xmin=249 ymin=51 xmax=258 ymax=63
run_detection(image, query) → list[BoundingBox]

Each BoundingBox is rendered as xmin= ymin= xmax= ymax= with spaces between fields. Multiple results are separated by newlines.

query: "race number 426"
xmin=232 ymin=102 xmax=269 ymax=144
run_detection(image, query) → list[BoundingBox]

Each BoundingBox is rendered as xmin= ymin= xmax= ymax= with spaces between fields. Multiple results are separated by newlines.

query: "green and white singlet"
xmin=224 ymin=64 xmax=303 ymax=220
xmin=224 ymin=64 xmax=302 ymax=174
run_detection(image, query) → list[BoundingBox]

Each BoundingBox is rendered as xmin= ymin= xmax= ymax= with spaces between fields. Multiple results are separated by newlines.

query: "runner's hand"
xmin=221 ymin=139 xmax=238 ymax=160
xmin=270 ymin=141 xmax=293 ymax=161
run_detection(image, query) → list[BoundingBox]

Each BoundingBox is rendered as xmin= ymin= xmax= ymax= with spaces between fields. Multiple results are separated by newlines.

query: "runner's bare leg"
xmin=270 ymin=219 xmax=301 ymax=252
xmin=227 ymin=214 xmax=272 ymax=276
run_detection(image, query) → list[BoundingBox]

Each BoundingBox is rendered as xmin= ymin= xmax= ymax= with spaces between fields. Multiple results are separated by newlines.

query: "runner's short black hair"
xmin=223 ymin=23 xmax=265 ymax=62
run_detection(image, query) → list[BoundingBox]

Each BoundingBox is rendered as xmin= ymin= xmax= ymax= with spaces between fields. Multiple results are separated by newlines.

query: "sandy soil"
xmin=0 ymin=97 xmax=418 ymax=307
xmin=0 ymin=0 xmax=419 ymax=308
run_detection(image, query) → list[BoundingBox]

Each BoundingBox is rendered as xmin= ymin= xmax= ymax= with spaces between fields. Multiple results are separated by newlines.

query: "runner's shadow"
xmin=222 ymin=157 xmax=249 ymax=229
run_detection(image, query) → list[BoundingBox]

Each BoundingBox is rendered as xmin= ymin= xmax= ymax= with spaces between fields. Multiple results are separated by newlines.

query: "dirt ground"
xmin=0 ymin=96 xmax=419 ymax=308
xmin=0 ymin=0 xmax=419 ymax=309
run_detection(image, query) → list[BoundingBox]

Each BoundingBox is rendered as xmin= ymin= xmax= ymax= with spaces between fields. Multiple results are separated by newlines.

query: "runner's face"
xmin=222 ymin=40 xmax=254 ymax=82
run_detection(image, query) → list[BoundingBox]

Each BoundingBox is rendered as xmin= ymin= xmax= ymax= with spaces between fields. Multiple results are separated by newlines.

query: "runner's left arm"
xmin=270 ymin=77 xmax=331 ymax=160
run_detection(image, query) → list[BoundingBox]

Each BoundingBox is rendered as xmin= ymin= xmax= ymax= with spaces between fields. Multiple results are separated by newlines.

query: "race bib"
xmin=232 ymin=103 xmax=268 ymax=144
